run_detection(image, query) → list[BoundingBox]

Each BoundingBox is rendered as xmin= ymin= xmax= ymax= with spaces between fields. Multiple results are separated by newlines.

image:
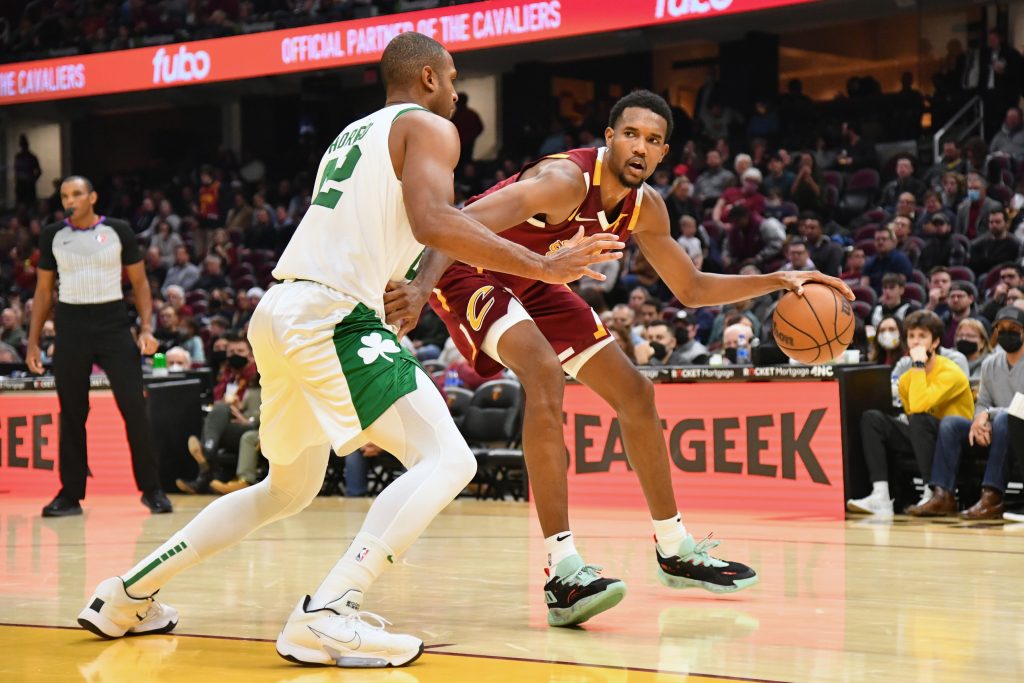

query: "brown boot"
xmin=209 ymin=478 xmax=251 ymax=495
xmin=961 ymin=488 xmax=1005 ymax=520
xmin=907 ymin=486 xmax=957 ymax=516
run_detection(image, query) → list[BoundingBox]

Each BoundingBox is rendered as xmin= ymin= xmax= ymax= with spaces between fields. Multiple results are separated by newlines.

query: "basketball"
xmin=772 ymin=283 xmax=854 ymax=364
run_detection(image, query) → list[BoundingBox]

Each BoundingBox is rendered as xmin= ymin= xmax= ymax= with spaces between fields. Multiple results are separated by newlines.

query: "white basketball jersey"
xmin=273 ymin=103 xmax=428 ymax=317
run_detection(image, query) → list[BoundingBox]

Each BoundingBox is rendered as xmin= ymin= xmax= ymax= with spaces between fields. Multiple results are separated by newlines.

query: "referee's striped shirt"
xmin=39 ymin=217 xmax=141 ymax=304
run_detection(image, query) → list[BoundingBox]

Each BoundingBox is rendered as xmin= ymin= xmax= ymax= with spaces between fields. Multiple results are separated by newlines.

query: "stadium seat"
xmin=230 ymin=263 xmax=254 ymax=278
xmin=855 ymin=238 xmax=877 ymax=257
xmin=460 ymin=379 xmax=525 ymax=501
xmin=442 ymin=386 xmax=473 ymax=431
xmin=233 ymin=274 xmax=256 ymax=290
xmin=186 ymin=289 xmax=208 ymax=304
xmin=854 ymin=224 xmax=879 ymax=242
xmin=980 ymin=266 xmax=1004 ymax=295
xmin=909 ymin=270 xmax=927 ymax=287
xmin=851 ymin=300 xmax=872 ymax=320
xmin=948 ymin=265 xmax=976 ymax=284
xmin=851 ymin=285 xmax=877 ymax=306
xmin=903 ymin=283 xmax=926 ymax=304
xmin=823 ymin=170 xmax=844 ymax=192
xmin=989 ymin=185 xmax=1012 ymax=205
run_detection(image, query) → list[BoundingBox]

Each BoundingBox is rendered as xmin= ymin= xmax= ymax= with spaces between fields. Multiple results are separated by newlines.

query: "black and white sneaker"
xmin=656 ymin=534 xmax=758 ymax=594
xmin=543 ymin=554 xmax=626 ymax=627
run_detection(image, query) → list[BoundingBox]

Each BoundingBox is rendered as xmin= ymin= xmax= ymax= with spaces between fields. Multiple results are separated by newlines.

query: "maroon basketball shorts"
xmin=429 ymin=264 xmax=613 ymax=377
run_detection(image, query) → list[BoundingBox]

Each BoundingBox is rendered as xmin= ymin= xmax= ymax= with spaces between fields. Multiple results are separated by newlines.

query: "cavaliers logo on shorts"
xmin=467 ymin=286 xmax=495 ymax=331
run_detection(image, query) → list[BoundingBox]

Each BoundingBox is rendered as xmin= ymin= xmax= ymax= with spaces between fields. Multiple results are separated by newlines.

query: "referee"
xmin=25 ymin=176 xmax=173 ymax=517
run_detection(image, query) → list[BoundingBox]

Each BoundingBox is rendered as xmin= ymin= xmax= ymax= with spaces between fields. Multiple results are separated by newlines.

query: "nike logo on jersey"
xmin=467 ymin=285 xmax=495 ymax=332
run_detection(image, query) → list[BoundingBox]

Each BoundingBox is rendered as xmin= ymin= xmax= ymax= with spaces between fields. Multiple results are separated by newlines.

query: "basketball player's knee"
xmin=446 ymin=441 xmax=477 ymax=490
xmin=613 ymin=372 xmax=655 ymax=416
xmin=515 ymin=354 xmax=564 ymax=409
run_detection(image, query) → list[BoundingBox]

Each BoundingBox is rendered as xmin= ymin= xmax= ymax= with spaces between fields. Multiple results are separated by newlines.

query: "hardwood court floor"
xmin=1 ymin=494 xmax=1023 ymax=683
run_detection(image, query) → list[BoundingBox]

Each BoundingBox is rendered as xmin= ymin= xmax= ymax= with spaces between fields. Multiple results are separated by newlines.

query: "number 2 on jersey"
xmin=313 ymin=145 xmax=362 ymax=209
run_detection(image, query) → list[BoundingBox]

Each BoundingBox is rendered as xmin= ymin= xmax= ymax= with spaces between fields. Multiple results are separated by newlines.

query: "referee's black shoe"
xmin=42 ymin=495 xmax=83 ymax=518
xmin=141 ymin=489 xmax=173 ymax=514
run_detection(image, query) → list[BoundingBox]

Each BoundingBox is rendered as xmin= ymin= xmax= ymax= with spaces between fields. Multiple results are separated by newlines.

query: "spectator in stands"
xmin=154 ymin=305 xmax=182 ymax=353
xmin=918 ymin=213 xmax=960 ymax=273
xmin=675 ymin=216 xmax=705 ymax=269
xmin=990 ymin=107 xmax=1024 ymax=160
xmin=149 ymin=220 xmax=182 ymax=266
xmin=665 ymin=175 xmax=699 ymax=237
xmin=847 ymin=311 xmax=973 ymax=516
xmin=643 ymin=321 xmax=687 ymax=366
xmin=872 ymin=273 xmax=920 ymax=329
xmin=178 ymin=317 xmax=205 ymax=366
xmin=194 ymin=254 xmax=229 ymax=292
xmin=609 ymin=325 xmax=640 ymax=364
xmin=164 ymin=285 xmax=193 ymax=318
xmin=881 ymin=157 xmax=926 ymax=206
xmin=893 ymin=192 xmax=919 ymax=224
xmin=837 ymin=121 xmax=878 ymax=170
xmin=165 ymin=346 xmax=192 ymax=372
xmin=789 ymin=152 xmax=824 ymax=213
xmin=207 ymin=228 xmax=236 ymax=268
xmin=163 ymin=245 xmax=199 ymax=294
xmin=891 ymin=215 xmax=920 ymax=267
xmin=941 ymin=281 xmax=984 ymax=348
xmin=970 ymin=208 xmax=1021 ymax=277
xmin=763 ymin=152 xmax=794 ymax=199
xmin=841 ymin=247 xmax=866 ymax=287
xmin=638 ymin=296 xmax=662 ymax=327
xmin=980 ymin=263 xmax=1024 ymax=321
xmin=13 ymin=135 xmax=42 ymax=208
xmin=721 ymin=205 xmax=785 ymax=273
xmin=912 ymin=306 xmax=1024 ymax=519
xmin=176 ymin=333 xmax=260 ymax=494
xmin=780 ymin=236 xmax=814 ymax=272
xmin=721 ymin=323 xmax=752 ymax=364
xmin=709 ymin=300 xmax=761 ymax=346
xmin=154 ymin=199 xmax=181 ymax=233
xmin=712 ymin=168 xmax=765 ymax=223
xmin=868 ymin=315 xmax=906 ymax=367
xmin=449 ymin=91 xmax=483 ymax=165
xmin=924 ymin=266 xmax=953 ymax=317
xmin=670 ymin=310 xmax=709 ymax=364
xmin=952 ymin=317 xmax=993 ymax=382
xmin=0 ymin=341 xmax=22 ymax=363
xmin=694 ymin=149 xmax=735 ymax=202
xmin=940 ymin=172 xmax=965 ymax=210
xmin=964 ymin=29 xmax=1022 ymax=140
xmin=926 ymin=140 xmax=967 ymax=187
xmin=916 ymin=191 xmax=954 ymax=233
xmin=1 ymin=307 xmax=25 ymax=350
xmin=956 ymin=173 xmax=1001 ymax=238
xmin=862 ymin=225 xmax=913 ymax=293
xmin=433 ymin=348 xmax=501 ymax=391
xmin=226 ymin=192 xmax=253 ymax=231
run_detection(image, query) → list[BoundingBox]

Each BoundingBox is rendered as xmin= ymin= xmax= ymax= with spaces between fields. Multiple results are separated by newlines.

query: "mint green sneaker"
xmin=543 ymin=555 xmax=626 ymax=627
xmin=656 ymin=534 xmax=759 ymax=594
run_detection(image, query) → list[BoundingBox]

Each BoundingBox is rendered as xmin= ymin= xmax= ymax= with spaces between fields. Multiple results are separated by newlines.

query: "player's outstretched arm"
xmin=634 ymin=185 xmax=854 ymax=305
xmin=393 ymin=112 xmax=622 ymax=285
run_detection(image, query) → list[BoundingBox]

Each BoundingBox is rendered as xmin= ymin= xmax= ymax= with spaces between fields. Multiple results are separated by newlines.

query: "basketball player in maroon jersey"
xmin=386 ymin=90 xmax=854 ymax=627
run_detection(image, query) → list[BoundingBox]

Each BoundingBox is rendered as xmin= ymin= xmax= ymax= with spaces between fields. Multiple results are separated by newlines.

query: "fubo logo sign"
xmin=152 ymin=46 xmax=212 ymax=84
xmin=655 ymin=0 xmax=734 ymax=18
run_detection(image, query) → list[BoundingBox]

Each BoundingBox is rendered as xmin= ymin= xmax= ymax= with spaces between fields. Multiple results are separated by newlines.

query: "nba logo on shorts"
xmin=356 ymin=547 xmax=369 ymax=562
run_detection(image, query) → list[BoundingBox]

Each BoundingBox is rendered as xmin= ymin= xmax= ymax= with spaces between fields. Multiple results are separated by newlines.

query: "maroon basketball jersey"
xmin=465 ymin=147 xmax=643 ymax=293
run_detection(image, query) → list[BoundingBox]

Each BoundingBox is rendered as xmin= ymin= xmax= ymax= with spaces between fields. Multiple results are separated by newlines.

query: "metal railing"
xmin=933 ymin=96 xmax=984 ymax=161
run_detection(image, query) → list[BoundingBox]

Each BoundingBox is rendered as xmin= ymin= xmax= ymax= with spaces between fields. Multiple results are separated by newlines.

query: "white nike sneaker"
xmin=913 ymin=486 xmax=933 ymax=508
xmin=846 ymin=492 xmax=894 ymax=517
xmin=78 ymin=577 xmax=179 ymax=639
xmin=276 ymin=594 xmax=423 ymax=668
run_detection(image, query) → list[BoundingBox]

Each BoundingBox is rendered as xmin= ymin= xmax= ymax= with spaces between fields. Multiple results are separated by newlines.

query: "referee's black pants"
xmin=54 ymin=301 xmax=160 ymax=501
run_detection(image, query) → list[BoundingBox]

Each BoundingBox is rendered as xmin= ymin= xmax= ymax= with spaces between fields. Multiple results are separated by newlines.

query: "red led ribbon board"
xmin=0 ymin=392 xmax=139 ymax=497
xmin=562 ymin=381 xmax=845 ymax=518
xmin=0 ymin=0 xmax=816 ymax=105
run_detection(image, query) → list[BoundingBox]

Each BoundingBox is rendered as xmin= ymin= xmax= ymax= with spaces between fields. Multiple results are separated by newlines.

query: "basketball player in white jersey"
xmin=76 ymin=32 xmax=622 ymax=669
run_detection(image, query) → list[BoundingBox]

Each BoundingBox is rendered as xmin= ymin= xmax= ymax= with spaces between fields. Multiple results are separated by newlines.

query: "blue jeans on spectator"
xmin=931 ymin=412 xmax=1013 ymax=493
xmin=344 ymin=449 xmax=369 ymax=496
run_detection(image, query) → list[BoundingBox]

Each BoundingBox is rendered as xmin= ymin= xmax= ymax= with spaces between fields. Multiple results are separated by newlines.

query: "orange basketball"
xmin=772 ymin=283 xmax=854 ymax=364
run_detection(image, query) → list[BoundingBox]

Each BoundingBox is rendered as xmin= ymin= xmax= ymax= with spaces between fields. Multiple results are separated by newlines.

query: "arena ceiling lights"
xmin=0 ymin=0 xmax=816 ymax=106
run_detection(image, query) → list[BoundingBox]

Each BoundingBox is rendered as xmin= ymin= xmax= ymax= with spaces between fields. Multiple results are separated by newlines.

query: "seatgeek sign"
xmin=0 ymin=0 xmax=814 ymax=105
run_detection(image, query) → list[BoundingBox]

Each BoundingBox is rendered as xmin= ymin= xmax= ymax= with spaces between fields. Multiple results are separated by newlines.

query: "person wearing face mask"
xmin=165 ymin=346 xmax=192 ymax=373
xmin=868 ymin=316 xmax=907 ymax=367
xmin=955 ymin=173 xmax=1002 ymax=239
xmin=176 ymin=333 xmax=260 ymax=494
xmin=952 ymin=318 xmax=993 ymax=382
xmin=670 ymin=310 xmax=709 ymax=364
xmin=848 ymin=311 xmax=974 ymax=516
xmin=911 ymin=307 xmax=1024 ymax=519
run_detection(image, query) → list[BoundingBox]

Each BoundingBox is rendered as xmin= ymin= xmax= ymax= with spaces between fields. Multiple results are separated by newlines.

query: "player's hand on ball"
xmin=384 ymin=280 xmax=429 ymax=339
xmin=778 ymin=270 xmax=855 ymax=300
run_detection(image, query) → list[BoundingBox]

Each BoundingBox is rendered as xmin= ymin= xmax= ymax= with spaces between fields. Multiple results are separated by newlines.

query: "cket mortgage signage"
xmin=0 ymin=0 xmax=816 ymax=105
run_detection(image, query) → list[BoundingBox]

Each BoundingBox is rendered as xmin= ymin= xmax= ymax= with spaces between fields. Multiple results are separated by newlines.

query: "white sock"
xmin=544 ymin=531 xmax=578 ymax=569
xmin=872 ymin=481 xmax=890 ymax=500
xmin=121 ymin=532 xmax=200 ymax=598
xmin=652 ymin=513 xmax=687 ymax=557
xmin=309 ymin=532 xmax=393 ymax=612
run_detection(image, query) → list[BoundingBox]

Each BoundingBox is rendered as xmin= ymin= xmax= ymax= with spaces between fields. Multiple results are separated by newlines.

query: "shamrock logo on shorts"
xmin=357 ymin=332 xmax=401 ymax=365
